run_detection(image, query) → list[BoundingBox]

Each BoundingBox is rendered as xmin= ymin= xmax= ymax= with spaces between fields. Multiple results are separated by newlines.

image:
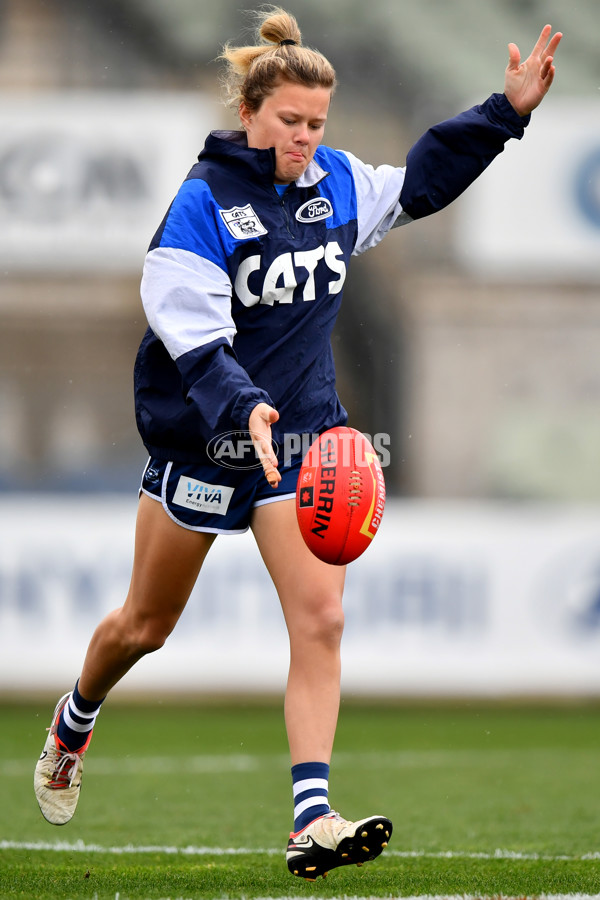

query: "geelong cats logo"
xmin=220 ymin=204 xmax=268 ymax=239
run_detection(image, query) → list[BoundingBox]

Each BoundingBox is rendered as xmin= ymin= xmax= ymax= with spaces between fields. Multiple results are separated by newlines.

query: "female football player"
xmin=35 ymin=7 xmax=561 ymax=881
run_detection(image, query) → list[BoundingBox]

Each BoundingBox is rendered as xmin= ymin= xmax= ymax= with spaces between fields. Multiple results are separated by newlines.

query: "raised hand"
xmin=504 ymin=24 xmax=562 ymax=117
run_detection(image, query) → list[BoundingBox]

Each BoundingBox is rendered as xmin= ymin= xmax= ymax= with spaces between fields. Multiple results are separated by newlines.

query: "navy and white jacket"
xmin=134 ymin=93 xmax=529 ymax=463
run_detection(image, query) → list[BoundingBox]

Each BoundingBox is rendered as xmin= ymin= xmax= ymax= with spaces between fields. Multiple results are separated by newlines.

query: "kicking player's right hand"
xmin=249 ymin=403 xmax=281 ymax=488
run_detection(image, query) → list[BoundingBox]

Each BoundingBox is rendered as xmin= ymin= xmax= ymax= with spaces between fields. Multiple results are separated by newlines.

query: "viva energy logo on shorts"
xmin=172 ymin=477 xmax=234 ymax=516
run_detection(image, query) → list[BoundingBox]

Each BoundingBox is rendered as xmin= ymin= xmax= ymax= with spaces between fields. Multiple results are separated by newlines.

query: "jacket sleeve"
xmin=399 ymin=92 xmax=530 ymax=219
xmin=345 ymin=93 xmax=529 ymax=255
xmin=141 ymin=181 xmax=273 ymax=442
xmin=176 ymin=338 xmax=273 ymax=439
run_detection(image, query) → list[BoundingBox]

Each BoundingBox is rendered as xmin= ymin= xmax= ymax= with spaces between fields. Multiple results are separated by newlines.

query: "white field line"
xmin=221 ymin=896 xmax=600 ymax=900
xmin=205 ymin=896 xmax=600 ymax=900
xmin=0 ymin=753 xmax=272 ymax=777
xmin=217 ymin=894 xmax=600 ymax=900
xmin=2 ymin=839 xmax=600 ymax=862
xmin=3 ymin=748 xmax=598 ymax=777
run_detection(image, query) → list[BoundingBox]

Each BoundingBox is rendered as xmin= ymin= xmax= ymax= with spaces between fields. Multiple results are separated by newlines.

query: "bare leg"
xmin=251 ymin=499 xmax=345 ymax=765
xmin=78 ymin=494 xmax=215 ymax=701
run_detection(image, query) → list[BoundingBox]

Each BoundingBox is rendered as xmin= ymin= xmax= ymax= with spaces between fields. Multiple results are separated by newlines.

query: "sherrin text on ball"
xmin=296 ymin=427 xmax=386 ymax=565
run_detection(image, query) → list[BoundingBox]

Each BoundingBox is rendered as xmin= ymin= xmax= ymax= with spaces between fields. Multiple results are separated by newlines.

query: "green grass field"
xmin=1 ymin=698 xmax=599 ymax=900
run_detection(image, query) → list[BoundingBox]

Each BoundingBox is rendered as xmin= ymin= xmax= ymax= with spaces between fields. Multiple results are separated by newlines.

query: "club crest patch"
xmin=219 ymin=204 xmax=268 ymax=239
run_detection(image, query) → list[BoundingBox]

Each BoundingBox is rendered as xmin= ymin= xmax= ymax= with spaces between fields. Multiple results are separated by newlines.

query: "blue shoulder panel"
xmin=313 ymin=146 xmax=357 ymax=230
xmin=158 ymin=178 xmax=233 ymax=273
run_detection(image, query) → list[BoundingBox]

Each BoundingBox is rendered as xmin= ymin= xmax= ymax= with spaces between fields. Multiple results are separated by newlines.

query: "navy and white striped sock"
xmin=291 ymin=761 xmax=331 ymax=833
xmin=56 ymin=681 xmax=104 ymax=753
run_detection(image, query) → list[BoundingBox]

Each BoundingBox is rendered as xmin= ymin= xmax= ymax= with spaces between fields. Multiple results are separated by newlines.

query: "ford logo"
xmin=295 ymin=197 xmax=334 ymax=223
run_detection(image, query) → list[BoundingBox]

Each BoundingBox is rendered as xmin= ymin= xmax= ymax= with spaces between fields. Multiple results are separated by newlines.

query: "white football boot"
xmin=34 ymin=693 xmax=92 ymax=825
xmin=286 ymin=810 xmax=393 ymax=880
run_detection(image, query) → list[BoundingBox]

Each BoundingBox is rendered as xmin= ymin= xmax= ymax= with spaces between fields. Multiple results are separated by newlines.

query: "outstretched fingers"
xmin=533 ymin=24 xmax=554 ymax=57
xmin=248 ymin=402 xmax=282 ymax=488
xmin=540 ymin=26 xmax=563 ymax=62
xmin=504 ymin=23 xmax=562 ymax=115
xmin=539 ymin=28 xmax=562 ymax=85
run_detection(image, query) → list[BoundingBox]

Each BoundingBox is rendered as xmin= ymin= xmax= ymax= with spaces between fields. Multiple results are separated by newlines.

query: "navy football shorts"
xmin=140 ymin=456 xmax=301 ymax=534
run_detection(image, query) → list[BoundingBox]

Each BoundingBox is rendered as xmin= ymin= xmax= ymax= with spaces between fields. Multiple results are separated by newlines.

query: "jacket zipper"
xmin=273 ymin=186 xmax=295 ymax=239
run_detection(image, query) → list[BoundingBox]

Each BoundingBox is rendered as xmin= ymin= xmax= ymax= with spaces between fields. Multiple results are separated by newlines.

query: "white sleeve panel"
xmin=343 ymin=151 xmax=413 ymax=256
xmin=140 ymin=247 xmax=235 ymax=361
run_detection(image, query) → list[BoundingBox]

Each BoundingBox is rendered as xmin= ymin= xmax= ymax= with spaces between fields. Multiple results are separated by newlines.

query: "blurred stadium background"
xmin=1 ymin=0 xmax=599 ymax=698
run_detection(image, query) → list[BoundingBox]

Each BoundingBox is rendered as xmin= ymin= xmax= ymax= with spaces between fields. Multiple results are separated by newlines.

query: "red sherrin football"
xmin=296 ymin=426 xmax=386 ymax=565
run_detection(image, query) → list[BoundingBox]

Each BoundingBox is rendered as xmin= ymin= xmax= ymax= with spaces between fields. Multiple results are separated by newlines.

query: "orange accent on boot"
xmin=54 ymin=728 xmax=93 ymax=755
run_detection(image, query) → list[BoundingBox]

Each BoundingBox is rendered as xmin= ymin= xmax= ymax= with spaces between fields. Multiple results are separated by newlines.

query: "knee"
xmin=295 ymin=592 xmax=345 ymax=648
xmin=132 ymin=625 xmax=170 ymax=656
xmin=317 ymin=603 xmax=345 ymax=647
xmin=117 ymin=613 xmax=176 ymax=658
